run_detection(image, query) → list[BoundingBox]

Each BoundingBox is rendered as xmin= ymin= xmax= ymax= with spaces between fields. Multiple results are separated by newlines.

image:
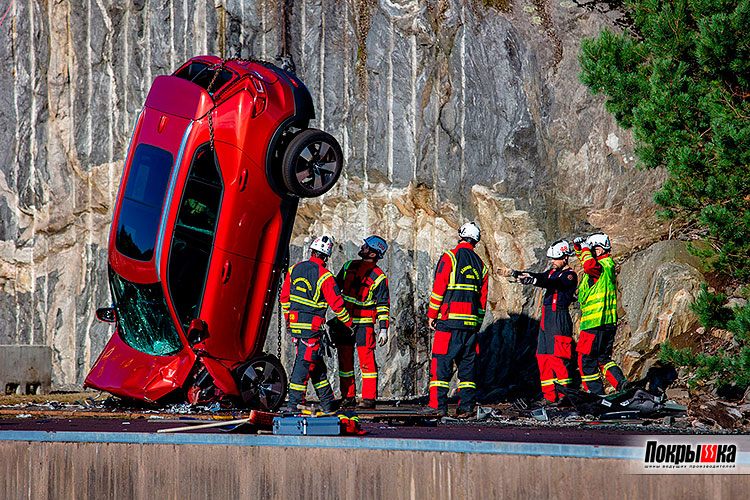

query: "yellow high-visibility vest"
xmin=578 ymin=256 xmax=617 ymax=329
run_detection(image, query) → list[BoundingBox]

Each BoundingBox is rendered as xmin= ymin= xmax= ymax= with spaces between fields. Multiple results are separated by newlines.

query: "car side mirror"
xmin=187 ymin=318 xmax=209 ymax=346
xmin=96 ymin=307 xmax=116 ymax=323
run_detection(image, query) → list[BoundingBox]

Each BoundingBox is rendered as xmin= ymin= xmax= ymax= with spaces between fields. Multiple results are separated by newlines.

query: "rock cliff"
xmin=0 ymin=0 xmax=700 ymax=398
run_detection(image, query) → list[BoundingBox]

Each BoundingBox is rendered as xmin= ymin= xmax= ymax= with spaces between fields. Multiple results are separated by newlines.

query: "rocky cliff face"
xmin=0 ymin=0 xmax=698 ymax=398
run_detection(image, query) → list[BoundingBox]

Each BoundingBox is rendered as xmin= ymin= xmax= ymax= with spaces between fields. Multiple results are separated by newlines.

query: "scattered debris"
xmin=688 ymin=397 xmax=746 ymax=430
xmin=476 ymin=406 xmax=493 ymax=420
xmin=531 ymin=408 xmax=549 ymax=422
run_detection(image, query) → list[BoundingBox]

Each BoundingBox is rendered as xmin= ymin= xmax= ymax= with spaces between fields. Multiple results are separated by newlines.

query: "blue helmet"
xmin=363 ymin=235 xmax=388 ymax=258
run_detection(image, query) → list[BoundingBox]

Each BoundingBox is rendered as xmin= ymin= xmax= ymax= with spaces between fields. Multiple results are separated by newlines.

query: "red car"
xmin=84 ymin=56 xmax=343 ymax=410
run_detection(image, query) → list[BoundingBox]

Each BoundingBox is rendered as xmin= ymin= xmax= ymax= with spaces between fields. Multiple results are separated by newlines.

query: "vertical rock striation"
xmin=0 ymin=0 xmax=687 ymax=398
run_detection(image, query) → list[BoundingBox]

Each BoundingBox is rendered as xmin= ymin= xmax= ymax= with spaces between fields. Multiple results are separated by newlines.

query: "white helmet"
xmin=310 ymin=235 xmax=334 ymax=257
xmin=586 ymin=232 xmax=611 ymax=251
xmin=547 ymin=239 xmax=574 ymax=259
xmin=458 ymin=222 xmax=481 ymax=243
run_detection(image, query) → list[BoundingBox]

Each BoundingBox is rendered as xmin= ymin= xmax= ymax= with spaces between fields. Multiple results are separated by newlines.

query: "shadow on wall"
xmin=409 ymin=313 xmax=554 ymax=404
xmin=477 ymin=313 xmax=543 ymax=403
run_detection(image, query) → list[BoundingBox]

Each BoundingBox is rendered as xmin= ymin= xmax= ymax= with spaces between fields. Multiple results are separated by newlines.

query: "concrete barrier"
xmin=0 ymin=431 xmax=748 ymax=499
xmin=0 ymin=345 xmax=52 ymax=394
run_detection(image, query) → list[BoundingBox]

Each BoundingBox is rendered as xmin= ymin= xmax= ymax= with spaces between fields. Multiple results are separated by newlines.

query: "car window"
xmin=115 ymin=144 xmax=173 ymax=261
xmin=109 ymin=267 xmax=183 ymax=356
xmin=168 ymin=145 xmax=223 ymax=331
xmin=174 ymin=61 xmax=234 ymax=96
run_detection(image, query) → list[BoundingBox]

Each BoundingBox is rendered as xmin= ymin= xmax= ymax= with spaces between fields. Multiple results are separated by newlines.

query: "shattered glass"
xmin=110 ymin=267 xmax=183 ymax=356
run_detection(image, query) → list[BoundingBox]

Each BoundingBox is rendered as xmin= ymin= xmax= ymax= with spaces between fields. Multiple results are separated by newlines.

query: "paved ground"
xmin=0 ymin=414 xmax=662 ymax=445
xmin=1 ymin=389 xmax=737 ymax=446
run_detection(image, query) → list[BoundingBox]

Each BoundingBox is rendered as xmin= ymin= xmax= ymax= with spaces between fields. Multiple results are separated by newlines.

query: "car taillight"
xmin=252 ymin=94 xmax=266 ymax=117
xmin=238 ymin=169 xmax=248 ymax=191
xmin=158 ymin=115 xmax=168 ymax=133
xmin=250 ymin=77 xmax=266 ymax=117
xmin=221 ymin=260 xmax=232 ymax=283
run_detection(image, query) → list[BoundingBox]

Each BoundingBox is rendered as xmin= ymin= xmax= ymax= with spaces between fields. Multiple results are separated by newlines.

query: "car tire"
xmin=236 ymin=354 xmax=288 ymax=411
xmin=281 ymin=128 xmax=343 ymax=197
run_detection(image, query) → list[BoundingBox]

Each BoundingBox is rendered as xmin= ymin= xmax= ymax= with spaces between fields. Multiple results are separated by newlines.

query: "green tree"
xmin=579 ymin=0 xmax=750 ymax=279
xmin=660 ymin=287 xmax=750 ymax=387
xmin=580 ymin=1 xmax=750 ymax=390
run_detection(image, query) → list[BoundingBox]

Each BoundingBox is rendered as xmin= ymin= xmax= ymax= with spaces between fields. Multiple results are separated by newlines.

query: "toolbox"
xmin=272 ymin=416 xmax=341 ymax=436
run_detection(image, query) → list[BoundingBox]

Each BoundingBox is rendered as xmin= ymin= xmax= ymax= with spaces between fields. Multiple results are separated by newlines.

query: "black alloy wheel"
xmin=281 ymin=128 xmax=343 ymax=197
xmin=236 ymin=354 xmax=288 ymax=410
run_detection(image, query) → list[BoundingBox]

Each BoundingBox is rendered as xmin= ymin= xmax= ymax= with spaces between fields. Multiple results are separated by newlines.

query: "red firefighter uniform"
xmin=427 ymin=242 xmax=488 ymax=413
xmin=280 ymin=255 xmax=352 ymax=411
xmin=574 ymin=241 xmax=626 ymax=395
xmin=335 ymin=260 xmax=390 ymax=401
xmin=523 ymin=268 xmax=578 ymax=402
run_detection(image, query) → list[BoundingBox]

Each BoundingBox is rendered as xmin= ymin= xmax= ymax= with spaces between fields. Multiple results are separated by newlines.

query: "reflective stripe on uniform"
xmin=376 ymin=305 xmax=390 ymax=322
xmin=289 ymin=382 xmax=307 ymax=392
xmin=458 ymin=381 xmax=476 ymax=389
xmin=290 ymin=295 xmax=327 ymax=308
xmin=429 ymin=380 xmax=451 ymax=389
xmin=540 ymin=378 xmax=556 ymax=387
xmin=362 ymin=372 xmax=378 ymax=379
xmin=445 ymin=251 xmax=458 ymax=285
xmin=313 ymin=272 xmax=334 ymax=303
xmin=556 ymin=378 xmax=572 ymax=385
xmin=446 ymin=284 xmax=478 ymax=292
xmin=314 ymin=379 xmax=330 ymax=389
xmin=339 ymin=370 xmax=354 ymax=377
xmin=448 ymin=314 xmax=478 ymax=321
xmin=581 ymin=373 xmax=601 ymax=382
xmin=343 ymin=295 xmax=376 ymax=307
xmin=371 ymin=273 xmax=386 ymax=289
xmin=335 ymin=308 xmax=352 ymax=323
xmin=601 ymin=361 xmax=617 ymax=374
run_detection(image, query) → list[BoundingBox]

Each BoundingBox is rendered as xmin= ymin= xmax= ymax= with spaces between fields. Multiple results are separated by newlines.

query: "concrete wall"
xmin=0 ymin=345 xmax=52 ymax=394
xmin=1 ymin=435 xmax=747 ymax=499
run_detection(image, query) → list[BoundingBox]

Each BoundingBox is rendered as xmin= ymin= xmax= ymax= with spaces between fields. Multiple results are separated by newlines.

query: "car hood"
xmin=85 ymin=329 xmax=196 ymax=402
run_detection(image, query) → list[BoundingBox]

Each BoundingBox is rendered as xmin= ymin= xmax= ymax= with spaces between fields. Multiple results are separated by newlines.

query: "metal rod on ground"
xmin=156 ymin=418 xmax=250 ymax=433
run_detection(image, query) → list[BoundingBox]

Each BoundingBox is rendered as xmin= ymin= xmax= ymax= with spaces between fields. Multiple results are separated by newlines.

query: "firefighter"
xmin=280 ymin=235 xmax=353 ymax=413
xmin=515 ymin=240 xmax=578 ymax=404
xmin=334 ymin=235 xmax=390 ymax=410
xmin=572 ymin=232 xmax=628 ymax=395
xmin=425 ymin=222 xmax=489 ymax=417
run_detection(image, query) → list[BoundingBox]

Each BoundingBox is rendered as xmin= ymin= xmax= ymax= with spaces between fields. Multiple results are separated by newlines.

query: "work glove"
xmin=510 ymin=269 xmax=522 ymax=278
xmin=377 ymin=328 xmax=388 ymax=346
xmin=520 ymin=276 xmax=537 ymax=285
xmin=573 ymin=237 xmax=585 ymax=250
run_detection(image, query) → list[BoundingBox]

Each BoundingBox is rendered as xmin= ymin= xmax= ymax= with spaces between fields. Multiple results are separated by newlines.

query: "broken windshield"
xmin=109 ymin=267 xmax=183 ymax=356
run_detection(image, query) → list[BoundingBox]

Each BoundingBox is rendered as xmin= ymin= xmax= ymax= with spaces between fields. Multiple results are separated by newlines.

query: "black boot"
xmin=419 ymin=406 xmax=448 ymax=416
xmin=455 ymin=405 xmax=475 ymax=418
xmin=358 ymin=399 xmax=376 ymax=409
xmin=340 ymin=396 xmax=357 ymax=409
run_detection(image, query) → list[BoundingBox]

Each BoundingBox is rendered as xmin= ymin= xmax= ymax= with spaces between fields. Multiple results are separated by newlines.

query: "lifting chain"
xmin=202 ymin=57 xmax=290 ymax=363
xmin=204 ymin=56 xmax=275 ymax=152
xmin=277 ymin=256 xmax=289 ymax=361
